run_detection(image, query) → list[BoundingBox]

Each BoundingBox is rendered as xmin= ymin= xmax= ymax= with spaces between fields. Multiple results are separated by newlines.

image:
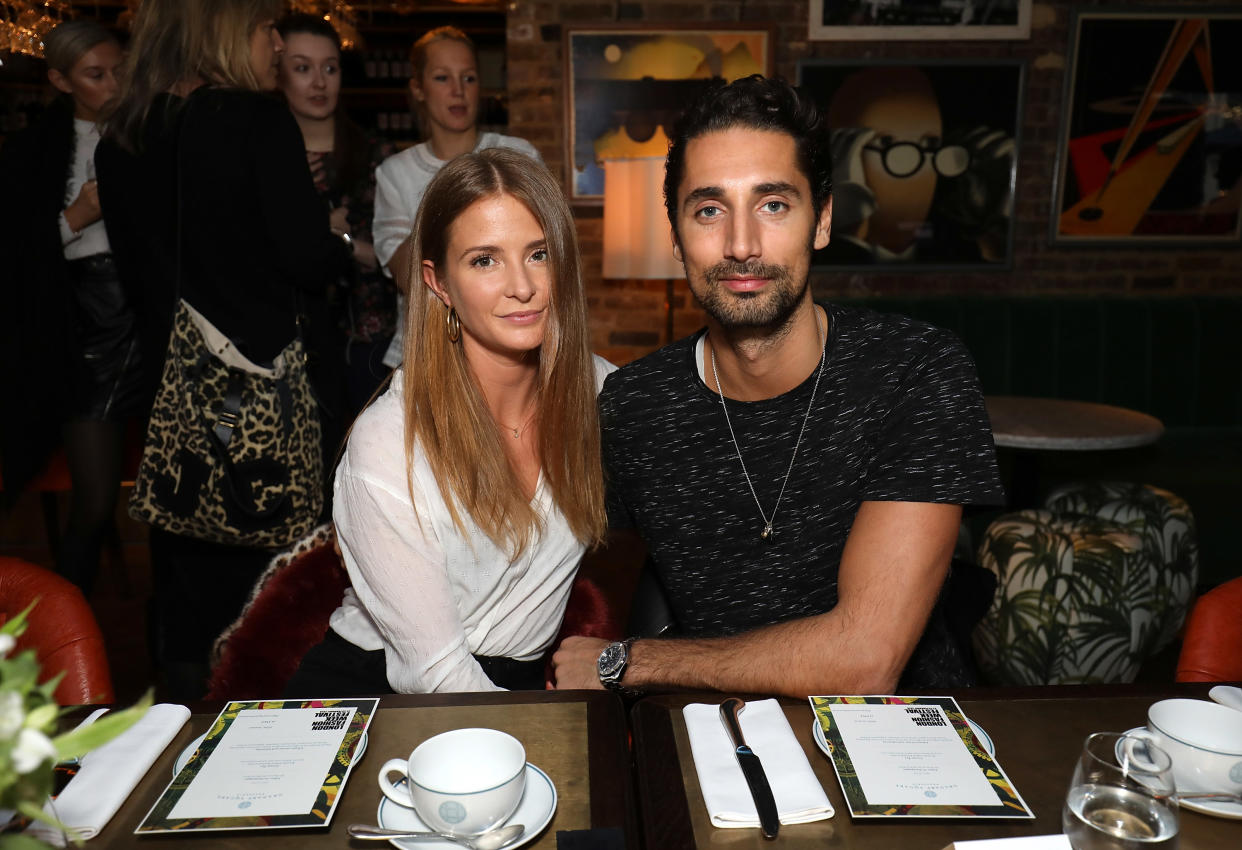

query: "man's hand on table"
xmin=550 ymin=636 xmax=609 ymax=690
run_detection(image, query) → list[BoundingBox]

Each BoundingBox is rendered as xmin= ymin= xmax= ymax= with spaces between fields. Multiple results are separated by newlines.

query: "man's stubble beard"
xmin=688 ymin=258 xmax=810 ymax=332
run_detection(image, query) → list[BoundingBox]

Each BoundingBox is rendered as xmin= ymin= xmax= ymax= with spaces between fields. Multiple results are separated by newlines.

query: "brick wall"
xmin=506 ymin=0 xmax=1242 ymax=365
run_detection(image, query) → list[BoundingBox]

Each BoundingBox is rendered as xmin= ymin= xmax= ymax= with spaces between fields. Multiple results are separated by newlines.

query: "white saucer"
xmin=1120 ymin=726 xmax=1242 ymax=820
xmin=811 ymin=715 xmax=996 ymax=758
xmin=173 ymin=730 xmax=369 ymax=776
xmin=376 ymin=763 xmax=557 ymax=849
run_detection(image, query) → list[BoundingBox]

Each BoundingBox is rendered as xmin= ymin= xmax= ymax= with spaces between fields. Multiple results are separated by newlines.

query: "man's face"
xmin=672 ymin=127 xmax=831 ymax=330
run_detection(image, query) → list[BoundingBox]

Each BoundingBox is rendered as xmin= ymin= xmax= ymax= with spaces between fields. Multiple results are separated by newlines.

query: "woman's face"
xmin=411 ymin=39 xmax=479 ymax=136
xmin=279 ymin=32 xmax=341 ymax=121
xmin=49 ymin=40 xmax=123 ymax=122
xmin=248 ymin=19 xmax=284 ymax=90
xmin=422 ymin=192 xmax=551 ymax=362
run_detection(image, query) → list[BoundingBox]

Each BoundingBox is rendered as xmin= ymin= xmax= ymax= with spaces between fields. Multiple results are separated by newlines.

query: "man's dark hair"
xmin=663 ymin=75 xmax=832 ymax=235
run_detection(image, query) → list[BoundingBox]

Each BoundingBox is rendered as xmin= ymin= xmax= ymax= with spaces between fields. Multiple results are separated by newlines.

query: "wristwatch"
xmin=597 ymin=638 xmax=638 ymax=695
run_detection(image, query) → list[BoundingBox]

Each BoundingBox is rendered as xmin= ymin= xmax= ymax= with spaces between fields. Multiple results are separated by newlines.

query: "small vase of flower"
xmin=0 ymin=603 xmax=149 ymax=848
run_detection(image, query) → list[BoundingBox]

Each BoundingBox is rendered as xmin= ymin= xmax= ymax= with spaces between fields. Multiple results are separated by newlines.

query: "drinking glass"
xmin=1063 ymin=731 xmax=1179 ymax=850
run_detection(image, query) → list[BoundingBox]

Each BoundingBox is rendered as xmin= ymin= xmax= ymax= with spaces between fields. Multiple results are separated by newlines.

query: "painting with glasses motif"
xmin=797 ymin=60 xmax=1024 ymax=269
xmin=1051 ymin=10 xmax=1242 ymax=245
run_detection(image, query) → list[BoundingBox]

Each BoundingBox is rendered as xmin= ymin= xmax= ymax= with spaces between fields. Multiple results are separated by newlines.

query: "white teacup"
xmin=378 ymin=728 xmax=526 ymax=836
xmin=1141 ymin=699 xmax=1242 ymax=794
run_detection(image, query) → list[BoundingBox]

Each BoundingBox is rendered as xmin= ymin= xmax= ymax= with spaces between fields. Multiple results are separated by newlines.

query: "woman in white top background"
xmin=371 ymin=25 xmax=540 ymax=372
xmin=0 ymin=20 xmax=137 ymax=596
xmin=285 ymin=148 xmax=613 ymax=695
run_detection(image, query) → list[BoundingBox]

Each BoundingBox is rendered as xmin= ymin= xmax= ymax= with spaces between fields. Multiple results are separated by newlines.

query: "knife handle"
xmin=720 ymin=697 xmax=748 ymax=751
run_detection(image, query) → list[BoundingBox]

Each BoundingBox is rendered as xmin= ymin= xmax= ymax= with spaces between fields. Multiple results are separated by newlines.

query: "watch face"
xmin=598 ymin=643 xmax=625 ymax=679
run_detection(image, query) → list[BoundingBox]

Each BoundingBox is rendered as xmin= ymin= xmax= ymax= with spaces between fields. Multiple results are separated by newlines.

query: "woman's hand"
xmin=329 ymin=203 xmax=351 ymax=235
xmin=63 ymin=180 xmax=102 ymax=233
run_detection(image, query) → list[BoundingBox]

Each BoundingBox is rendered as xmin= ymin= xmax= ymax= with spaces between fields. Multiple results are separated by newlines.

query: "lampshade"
xmin=602 ymin=157 xmax=684 ymax=280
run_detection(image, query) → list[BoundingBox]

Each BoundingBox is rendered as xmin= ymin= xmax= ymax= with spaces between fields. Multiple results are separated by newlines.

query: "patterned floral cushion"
xmin=1043 ymin=481 xmax=1199 ymax=653
xmin=974 ymin=509 xmax=1156 ymax=685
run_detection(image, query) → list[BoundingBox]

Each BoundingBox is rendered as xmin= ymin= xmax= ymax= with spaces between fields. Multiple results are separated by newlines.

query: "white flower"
xmin=0 ymin=633 xmax=14 ymax=657
xmin=0 ymin=690 xmax=23 ymax=740
xmin=12 ymin=727 xmax=58 ymax=774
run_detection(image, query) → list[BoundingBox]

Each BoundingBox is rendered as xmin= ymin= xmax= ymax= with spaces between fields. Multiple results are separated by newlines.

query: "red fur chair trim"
xmin=206 ymin=524 xmax=349 ymax=699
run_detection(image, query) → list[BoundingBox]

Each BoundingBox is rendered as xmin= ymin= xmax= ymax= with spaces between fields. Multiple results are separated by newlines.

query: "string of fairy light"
xmin=0 ymin=1 xmax=361 ymax=60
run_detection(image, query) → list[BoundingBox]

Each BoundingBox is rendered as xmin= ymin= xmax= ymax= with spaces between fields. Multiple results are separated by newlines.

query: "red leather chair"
xmin=1176 ymin=576 xmax=1242 ymax=682
xmin=0 ymin=557 xmax=115 ymax=705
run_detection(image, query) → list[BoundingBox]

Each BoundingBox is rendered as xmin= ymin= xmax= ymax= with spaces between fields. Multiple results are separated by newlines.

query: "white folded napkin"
xmin=28 ymin=703 xmax=190 ymax=846
xmin=942 ymin=836 xmax=1071 ymax=849
xmin=683 ymin=698 xmax=834 ymax=828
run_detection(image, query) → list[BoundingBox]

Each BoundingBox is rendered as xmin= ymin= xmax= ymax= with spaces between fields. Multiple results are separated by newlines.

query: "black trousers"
xmin=283 ymin=628 xmax=546 ymax=697
xmin=149 ymin=527 xmax=275 ymax=702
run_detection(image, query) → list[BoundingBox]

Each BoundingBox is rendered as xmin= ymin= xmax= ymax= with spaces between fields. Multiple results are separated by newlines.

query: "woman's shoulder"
xmin=188 ymin=87 xmax=291 ymax=132
xmin=340 ymin=375 xmax=407 ymax=481
xmin=592 ymin=354 xmax=619 ymax=393
xmin=375 ymin=142 xmax=437 ymax=182
xmin=482 ymin=133 xmax=541 ymax=163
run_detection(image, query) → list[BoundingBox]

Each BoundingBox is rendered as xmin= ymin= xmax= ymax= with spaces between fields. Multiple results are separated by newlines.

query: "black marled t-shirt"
xmin=599 ymin=302 xmax=1005 ymax=686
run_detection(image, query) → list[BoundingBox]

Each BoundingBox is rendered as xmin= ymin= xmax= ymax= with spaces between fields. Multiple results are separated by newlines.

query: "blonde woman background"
xmin=286 ymin=148 xmax=613 ymax=695
xmin=371 ymin=26 xmax=540 ymax=372
xmin=96 ymin=0 xmax=350 ymax=700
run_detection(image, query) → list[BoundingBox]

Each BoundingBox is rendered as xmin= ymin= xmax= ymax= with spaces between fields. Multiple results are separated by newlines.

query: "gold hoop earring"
xmin=446 ymin=307 xmax=461 ymax=343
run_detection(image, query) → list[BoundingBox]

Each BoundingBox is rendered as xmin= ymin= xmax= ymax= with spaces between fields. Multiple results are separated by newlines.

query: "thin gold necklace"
xmin=496 ymin=407 xmax=537 ymax=440
xmin=709 ymin=310 xmax=828 ymax=540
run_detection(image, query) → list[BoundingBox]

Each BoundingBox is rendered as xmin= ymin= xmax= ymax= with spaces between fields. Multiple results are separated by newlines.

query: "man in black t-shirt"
xmin=551 ymin=77 xmax=1003 ymax=698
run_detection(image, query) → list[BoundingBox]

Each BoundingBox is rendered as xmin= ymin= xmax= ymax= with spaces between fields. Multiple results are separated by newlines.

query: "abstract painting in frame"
xmin=808 ymin=0 xmax=1030 ymax=41
xmin=798 ymin=59 xmax=1023 ymax=270
xmin=1052 ymin=10 xmax=1242 ymax=246
xmin=564 ymin=25 xmax=772 ymax=202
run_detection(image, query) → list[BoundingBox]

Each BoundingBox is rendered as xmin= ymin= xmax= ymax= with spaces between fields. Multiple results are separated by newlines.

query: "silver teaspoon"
xmin=346 ymin=822 xmax=525 ymax=849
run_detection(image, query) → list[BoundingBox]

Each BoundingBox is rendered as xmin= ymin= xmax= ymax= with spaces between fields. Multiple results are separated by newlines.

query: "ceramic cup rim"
xmin=408 ymin=727 xmax=526 ymax=796
xmin=1148 ymin=699 xmax=1242 ymax=757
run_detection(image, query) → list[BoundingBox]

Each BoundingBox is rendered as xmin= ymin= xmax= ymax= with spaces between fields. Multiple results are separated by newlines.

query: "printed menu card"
xmin=136 ymin=698 xmax=378 ymax=833
xmin=809 ymin=696 xmax=1033 ymax=819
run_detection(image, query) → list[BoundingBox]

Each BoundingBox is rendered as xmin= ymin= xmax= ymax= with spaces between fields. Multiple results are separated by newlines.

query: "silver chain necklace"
xmin=709 ymin=311 xmax=828 ymax=541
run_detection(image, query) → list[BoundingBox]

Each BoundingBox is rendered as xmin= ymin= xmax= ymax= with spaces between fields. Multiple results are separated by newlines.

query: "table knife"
xmin=719 ymin=697 xmax=780 ymax=840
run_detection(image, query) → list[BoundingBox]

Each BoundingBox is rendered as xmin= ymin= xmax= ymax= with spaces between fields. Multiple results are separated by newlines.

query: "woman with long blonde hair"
xmin=286 ymin=148 xmax=612 ymax=694
xmin=96 ymin=0 xmax=350 ymax=700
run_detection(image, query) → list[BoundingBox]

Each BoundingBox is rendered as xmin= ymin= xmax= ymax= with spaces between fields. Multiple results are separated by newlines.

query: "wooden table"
xmin=86 ymin=690 xmax=637 ymax=849
xmin=631 ymin=684 xmax=1240 ymax=850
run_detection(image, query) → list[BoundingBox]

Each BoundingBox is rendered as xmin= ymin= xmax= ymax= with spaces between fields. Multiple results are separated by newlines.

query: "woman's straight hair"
xmin=43 ymin=19 xmax=118 ymax=76
xmin=103 ymin=0 xmax=281 ymax=153
xmin=402 ymin=148 xmax=606 ymax=558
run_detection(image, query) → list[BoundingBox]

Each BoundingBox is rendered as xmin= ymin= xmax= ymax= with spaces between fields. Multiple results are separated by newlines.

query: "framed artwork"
xmin=808 ymin=0 xmax=1030 ymax=41
xmin=564 ymin=25 xmax=773 ymax=202
xmin=1051 ymin=10 xmax=1242 ymax=246
xmin=797 ymin=60 xmax=1023 ymax=270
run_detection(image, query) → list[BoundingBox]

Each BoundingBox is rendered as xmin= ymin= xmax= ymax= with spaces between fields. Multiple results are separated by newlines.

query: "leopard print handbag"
xmin=128 ymin=300 xmax=324 ymax=549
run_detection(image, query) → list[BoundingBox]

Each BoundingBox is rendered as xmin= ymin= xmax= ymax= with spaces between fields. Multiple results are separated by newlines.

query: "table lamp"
xmin=602 ymin=156 xmax=684 ymax=343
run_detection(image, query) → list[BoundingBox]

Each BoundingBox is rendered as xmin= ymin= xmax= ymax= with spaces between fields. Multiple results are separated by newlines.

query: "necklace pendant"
xmin=761 ymin=522 xmax=773 ymax=540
